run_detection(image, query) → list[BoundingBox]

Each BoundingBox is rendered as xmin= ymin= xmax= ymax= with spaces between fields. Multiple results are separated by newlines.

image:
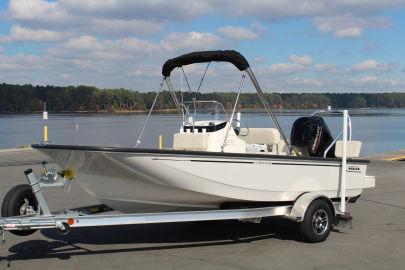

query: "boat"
xmin=32 ymin=50 xmax=375 ymax=214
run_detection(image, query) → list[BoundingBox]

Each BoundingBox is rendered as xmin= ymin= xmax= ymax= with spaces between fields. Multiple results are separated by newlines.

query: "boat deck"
xmin=0 ymin=148 xmax=404 ymax=270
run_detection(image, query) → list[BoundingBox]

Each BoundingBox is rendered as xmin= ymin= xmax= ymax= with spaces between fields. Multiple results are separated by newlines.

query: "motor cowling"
xmin=290 ymin=116 xmax=335 ymax=157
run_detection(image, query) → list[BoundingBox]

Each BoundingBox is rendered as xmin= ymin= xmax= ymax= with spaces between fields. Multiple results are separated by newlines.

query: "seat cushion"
xmin=335 ymin=140 xmax=362 ymax=158
xmin=239 ymin=128 xmax=280 ymax=145
xmin=172 ymin=133 xmax=208 ymax=151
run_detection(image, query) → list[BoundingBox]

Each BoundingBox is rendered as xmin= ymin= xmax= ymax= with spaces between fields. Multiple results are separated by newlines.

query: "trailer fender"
xmin=289 ymin=192 xmax=335 ymax=222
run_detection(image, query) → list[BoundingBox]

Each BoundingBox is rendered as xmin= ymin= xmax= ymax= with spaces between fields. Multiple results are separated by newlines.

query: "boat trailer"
xmin=0 ymin=165 xmax=352 ymax=244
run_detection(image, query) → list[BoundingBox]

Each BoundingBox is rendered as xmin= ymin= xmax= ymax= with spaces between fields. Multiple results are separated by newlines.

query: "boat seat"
xmin=172 ymin=133 xmax=208 ymax=151
xmin=334 ymin=140 xmax=362 ymax=158
xmin=239 ymin=128 xmax=287 ymax=154
xmin=239 ymin=128 xmax=281 ymax=145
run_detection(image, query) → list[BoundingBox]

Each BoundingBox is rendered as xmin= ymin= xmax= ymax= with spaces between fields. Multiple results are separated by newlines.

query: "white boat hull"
xmin=35 ymin=145 xmax=370 ymax=213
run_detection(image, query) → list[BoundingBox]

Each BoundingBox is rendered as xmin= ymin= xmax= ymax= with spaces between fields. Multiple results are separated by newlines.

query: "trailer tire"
xmin=1 ymin=184 xmax=38 ymax=236
xmin=300 ymin=199 xmax=332 ymax=243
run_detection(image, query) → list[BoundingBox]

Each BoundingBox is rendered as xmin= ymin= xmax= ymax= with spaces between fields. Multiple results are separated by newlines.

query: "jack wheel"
xmin=1 ymin=184 xmax=38 ymax=236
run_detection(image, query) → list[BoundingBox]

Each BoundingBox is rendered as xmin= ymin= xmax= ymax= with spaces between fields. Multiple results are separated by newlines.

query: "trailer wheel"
xmin=1 ymin=184 xmax=38 ymax=236
xmin=300 ymin=199 xmax=332 ymax=243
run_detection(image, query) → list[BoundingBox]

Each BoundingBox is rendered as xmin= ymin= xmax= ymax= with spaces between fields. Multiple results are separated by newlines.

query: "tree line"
xmin=0 ymin=83 xmax=404 ymax=113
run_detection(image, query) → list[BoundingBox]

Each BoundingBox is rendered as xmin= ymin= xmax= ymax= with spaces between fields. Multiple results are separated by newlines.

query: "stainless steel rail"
xmin=246 ymin=68 xmax=291 ymax=154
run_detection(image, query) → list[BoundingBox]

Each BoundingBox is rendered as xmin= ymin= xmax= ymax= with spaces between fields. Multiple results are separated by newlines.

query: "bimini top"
xmin=162 ymin=50 xmax=250 ymax=77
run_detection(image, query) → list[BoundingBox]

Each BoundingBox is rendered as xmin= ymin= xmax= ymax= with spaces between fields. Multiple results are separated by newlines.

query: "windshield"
xmin=182 ymin=100 xmax=228 ymax=125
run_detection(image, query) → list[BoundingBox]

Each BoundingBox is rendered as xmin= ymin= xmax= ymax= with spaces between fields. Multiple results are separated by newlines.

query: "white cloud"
xmin=48 ymin=35 xmax=159 ymax=62
xmin=59 ymin=0 xmax=212 ymax=21
xmin=217 ymin=26 xmax=258 ymax=40
xmin=217 ymin=23 xmax=265 ymax=41
xmin=8 ymin=0 xmax=58 ymax=20
xmin=0 ymin=25 xmax=68 ymax=42
xmin=352 ymin=59 xmax=394 ymax=72
xmin=52 ymin=0 xmax=405 ymax=23
xmin=350 ymin=76 xmax=405 ymax=89
xmin=85 ymin=18 xmax=163 ymax=37
xmin=314 ymin=64 xmax=338 ymax=73
xmin=160 ymin=31 xmax=225 ymax=54
xmin=58 ymin=35 xmax=102 ymax=51
xmin=208 ymin=0 xmax=403 ymax=19
xmin=288 ymin=54 xmax=312 ymax=66
xmin=289 ymin=77 xmax=324 ymax=87
xmin=250 ymin=22 xmax=266 ymax=32
xmin=7 ymin=0 xmax=402 ymax=40
xmin=1 ymin=0 xmax=405 ymax=92
xmin=0 ymin=30 xmax=226 ymax=88
xmin=334 ymin=27 xmax=363 ymax=38
xmin=313 ymin=15 xmax=391 ymax=38
xmin=8 ymin=0 xmax=70 ymax=23
xmin=0 ymin=53 xmax=41 ymax=71
xmin=253 ymin=56 xmax=265 ymax=64
xmin=1 ymin=47 xmax=404 ymax=92
xmin=211 ymin=0 xmax=401 ymax=38
xmin=256 ymin=54 xmax=312 ymax=76
xmin=5 ymin=0 xmax=211 ymax=33
xmin=257 ymin=62 xmax=307 ymax=76
xmin=353 ymin=76 xmax=378 ymax=83
xmin=6 ymin=0 xmax=165 ymax=37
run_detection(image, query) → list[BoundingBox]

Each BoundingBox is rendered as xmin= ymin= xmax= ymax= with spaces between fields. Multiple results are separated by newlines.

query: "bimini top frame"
xmin=161 ymin=50 xmax=291 ymax=154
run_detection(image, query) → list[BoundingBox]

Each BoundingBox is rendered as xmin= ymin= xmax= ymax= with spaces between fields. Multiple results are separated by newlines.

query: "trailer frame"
xmin=0 ymin=167 xmax=348 ymax=244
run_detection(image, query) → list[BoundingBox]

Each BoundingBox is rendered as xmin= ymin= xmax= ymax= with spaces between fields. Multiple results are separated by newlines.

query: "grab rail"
xmin=310 ymin=108 xmax=352 ymax=158
xmin=312 ymin=108 xmax=349 ymax=213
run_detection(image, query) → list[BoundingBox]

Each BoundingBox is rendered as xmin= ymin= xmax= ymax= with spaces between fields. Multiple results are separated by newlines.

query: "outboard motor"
xmin=290 ymin=116 xmax=335 ymax=157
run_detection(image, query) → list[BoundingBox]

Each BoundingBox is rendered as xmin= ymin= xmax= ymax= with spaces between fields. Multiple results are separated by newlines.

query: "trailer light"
xmin=67 ymin=218 xmax=75 ymax=225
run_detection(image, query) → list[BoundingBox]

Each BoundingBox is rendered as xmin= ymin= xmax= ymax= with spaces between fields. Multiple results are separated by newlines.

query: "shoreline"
xmin=0 ymin=109 xmax=178 ymax=115
xmin=0 ymin=107 xmax=404 ymax=117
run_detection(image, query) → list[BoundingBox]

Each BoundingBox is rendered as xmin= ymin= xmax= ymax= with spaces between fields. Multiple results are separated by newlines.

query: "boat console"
xmin=182 ymin=121 xmax=227 ymax=133
xmin=173 ymin=100 xmax=288 ymax=154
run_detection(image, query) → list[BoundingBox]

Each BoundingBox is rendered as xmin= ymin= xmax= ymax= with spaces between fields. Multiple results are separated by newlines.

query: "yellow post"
xmin=43 ymin=125 xmax=48 ymax=142
xmin=158 ymin=134 xmax=163 ymax=149
xmin=43 ymin=102 xmax=48 ymax=143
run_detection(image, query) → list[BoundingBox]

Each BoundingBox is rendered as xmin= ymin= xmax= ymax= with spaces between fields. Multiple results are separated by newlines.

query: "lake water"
xmin=0 ymin=109 xmax=404 ymax=156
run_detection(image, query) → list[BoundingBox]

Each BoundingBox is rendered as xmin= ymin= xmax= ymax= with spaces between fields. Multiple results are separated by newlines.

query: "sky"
xmin=0 ymin=0 xmax=405 ymax=93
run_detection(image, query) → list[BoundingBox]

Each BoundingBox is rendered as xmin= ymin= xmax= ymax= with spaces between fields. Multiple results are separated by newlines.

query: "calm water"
xmin=0 ymin=109 xmax=404 ymax=156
